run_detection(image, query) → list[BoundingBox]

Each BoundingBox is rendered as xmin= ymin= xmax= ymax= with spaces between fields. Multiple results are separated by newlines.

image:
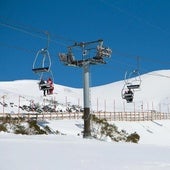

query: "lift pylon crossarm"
xmin=69 ymin=39 xmax=103 ymax=48
xmin=91 ymin=58 xmax=106 ymax=65
xmin=58 ymin=39 xmax=112 ymax=68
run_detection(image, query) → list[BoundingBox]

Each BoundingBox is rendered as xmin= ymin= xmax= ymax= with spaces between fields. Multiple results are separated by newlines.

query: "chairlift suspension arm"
xmin=44 ymin=31 xmax=50 ymax=49
xmin=136 ymin=56 xmax=140 ymax=71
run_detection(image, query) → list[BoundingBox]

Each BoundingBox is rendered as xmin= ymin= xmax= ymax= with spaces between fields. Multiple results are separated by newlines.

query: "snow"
xmin=1 ymin=70 xmax=170 ymax=113
xmin=1 ymin=69 xmax=170 ymax=169
xmin=1 ymin=119 xmax=170 ymax=170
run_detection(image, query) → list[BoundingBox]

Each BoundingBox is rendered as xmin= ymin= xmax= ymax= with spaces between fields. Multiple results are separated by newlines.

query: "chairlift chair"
xmin=32 ymin=48 xmax=54 ymax=95
xmin=39 ymin=80 xmax=51 ymax=90
xmin=59 ymin=52 xmax=77 ymax=66
xmin=124 ymin=69 xmax=141 ymax=90
xmin=59 ymin=53 xmax=68 ymax=63
xmin=121 ymin=84 xmax=134 ymax=103
xmin=121 ymin=69 xmax=141 ymax=103
xmin=32 ymin=48 xmax=51 ymax=73
xmin=39 ymin=70 xmax=54 ymax=89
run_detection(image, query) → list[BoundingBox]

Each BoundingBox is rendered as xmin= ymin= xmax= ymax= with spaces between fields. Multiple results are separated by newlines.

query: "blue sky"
xmin=1 ymin=0 xmax=170 ymax=88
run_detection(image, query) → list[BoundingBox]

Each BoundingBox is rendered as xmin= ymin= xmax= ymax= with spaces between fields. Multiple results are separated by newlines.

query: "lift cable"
xmin=105 ymin=57 xmax=170 ymax=81
xmin=0 ymin=22 xmax=46 ymax=41
xmin=0 ymin=21 xmax=70 ymax=47
xmin=0 ymin=41 xmax=36 ymax=54
xmin=1 ymin=16 xmax=170 ymax=81
xmin=110 ymin=48 xmax=170 ymax=66
xmin=1 ymin=40 xmax=170 ymax=81
xmin=1 ymin=16 xmax=170 ymax=66
xmin=100 ymin=0 xmax=170 ymax=36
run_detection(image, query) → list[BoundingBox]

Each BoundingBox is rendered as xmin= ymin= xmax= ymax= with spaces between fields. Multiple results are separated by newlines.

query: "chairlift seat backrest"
xmin=32 ymin=48 xmax=51 ymax=74
xmin=59 ymin=53 xmax=67 ymax=62
xmin=67 ymin=53 xmax=75 ymax=63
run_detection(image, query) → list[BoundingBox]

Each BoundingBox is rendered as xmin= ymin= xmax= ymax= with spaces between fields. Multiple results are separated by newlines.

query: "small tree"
xmin=91 ymin=115 xmax=140 ymax=143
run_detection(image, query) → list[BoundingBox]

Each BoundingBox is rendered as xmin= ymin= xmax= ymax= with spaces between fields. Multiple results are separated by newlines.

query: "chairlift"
xmin=39 ymin=80 xmax=51 ymax=90
xmin=32 ymin=32 xmax=54 ymax=96
xmin=124 ymin=69 xmax=141 ymax=90
xmin=39 ymin=78 xmax=53 ymax=91
xmin=121 ymin=68 xmax=141 ymax=103
xmin=121 ymin=84 xmax=134 ymax=103
xmin=38 ymin=70 xmax=54 ymax=95
xmin=32 ymin=48 xmax=51 ymax=73
xmin=32 ymin=48 xmax=54 ymax=95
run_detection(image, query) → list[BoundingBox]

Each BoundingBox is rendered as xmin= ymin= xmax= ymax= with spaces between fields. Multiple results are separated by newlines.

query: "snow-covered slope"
xmin=0 ymin=69 xmax=170 ymax=113
xmin=91 ymin=70 xmax=170 ymax=112
xmin=1 ymin=70 xmax=170 ymax=170
xmin=0 ymin=79 xmax=83 ymax=113
xmin=1 ymin=132 xmax=170 ymax=170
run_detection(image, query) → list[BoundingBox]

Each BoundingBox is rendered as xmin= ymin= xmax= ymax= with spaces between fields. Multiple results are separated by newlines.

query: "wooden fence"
xmin=0 ymin=111 xmax=170 ymax=121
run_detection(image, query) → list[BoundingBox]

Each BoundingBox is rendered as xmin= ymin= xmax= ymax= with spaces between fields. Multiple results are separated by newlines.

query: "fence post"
xmin=159 ymin=103 xmax=161 ymax=113
xmin=114 ymin=112 xmax=116 ymax=121
xmin=113 ymin=100 xmax=115 ymax=113
xmin=141 ymin=101 xmax=143 ymax=112
xmin=50 ymin=112 xmax=52 ymax=120
xmin=152 ymin=101 xmax=154 ymax=111
xmin=123 ymin=101 xmax=125 ymax=113
xmin=97 ymin=98 xmax=98 ymax=113
xmin=125 ymin=112 xmax=127 ymax=121
xmin=147 ymin=102 xmax=149 ymax=111
xmin=159 ymin=111 xmax=161 ymax=120
xmin=134 ymin=102 xmax=136 ymax=121
xmin=3 ymin=95 xmax=5 ymax=116
xmin=104 ymin=100 xmax=106 ymax=113
xmin=78 ymin=98 xmax=80 ymax=107
xmin=18 ymin=95 xmax=20 ymax=115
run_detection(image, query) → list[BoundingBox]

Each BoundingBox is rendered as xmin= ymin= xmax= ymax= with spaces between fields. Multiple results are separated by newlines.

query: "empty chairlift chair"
xmin=124 ymin=69 xmax=141 ymax=90
xmin=121 ymin=69 xmax=141 ymax=103
xmin=32 ymin=48 xmax=51 ymax=73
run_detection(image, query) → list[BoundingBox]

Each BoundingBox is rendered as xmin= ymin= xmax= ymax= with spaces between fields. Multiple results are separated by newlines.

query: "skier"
xmin=39 ymin=79 xmax=48 ymax=96
xmin=47 ymin=78 xmax=54 ymax=95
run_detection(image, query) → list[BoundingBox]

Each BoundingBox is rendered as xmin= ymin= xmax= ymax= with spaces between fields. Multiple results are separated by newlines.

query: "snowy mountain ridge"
xmin=0 ymin=69 xmax=170 ymax=113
